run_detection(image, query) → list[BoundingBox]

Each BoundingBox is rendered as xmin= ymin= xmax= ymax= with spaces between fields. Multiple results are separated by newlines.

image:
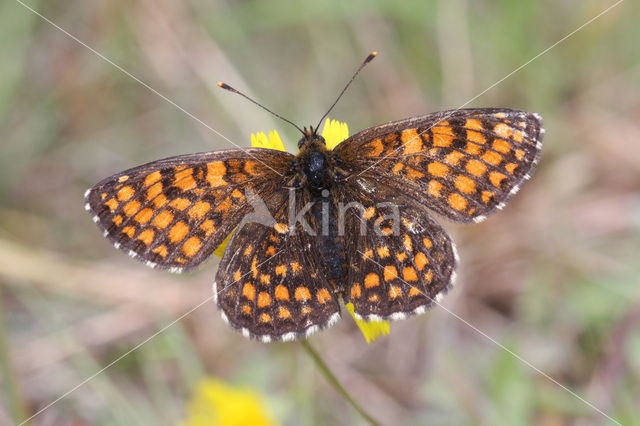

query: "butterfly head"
xmin=298 ymin=125 xmax=326 ymax=149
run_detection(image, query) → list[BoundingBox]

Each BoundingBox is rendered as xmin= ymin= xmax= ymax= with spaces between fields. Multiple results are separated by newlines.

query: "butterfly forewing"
xmin=85 ymin=148 xmax=294 ymax=272
xmin=333 ymin=108 xmax=543 ymax=223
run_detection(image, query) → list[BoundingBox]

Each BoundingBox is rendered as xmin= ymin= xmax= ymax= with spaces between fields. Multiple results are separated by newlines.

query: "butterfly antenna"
xmin=315 ymin=51 xmax=378 ymax=132
xmin=217 ymin=82 xmax=305 ymax=134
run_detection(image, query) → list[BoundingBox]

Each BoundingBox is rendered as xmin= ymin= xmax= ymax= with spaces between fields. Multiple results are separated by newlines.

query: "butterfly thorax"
xmin=295 ymin=133 xmax=333 ymax=192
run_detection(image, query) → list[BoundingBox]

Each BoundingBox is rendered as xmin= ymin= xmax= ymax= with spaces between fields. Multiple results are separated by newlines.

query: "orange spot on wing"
xmin=274 ymin=223 xmax=289 ymax=234
xmin=259 ymin=274 xmax=271 ymax=284
xmin=278 ymin=307 xmax=292 ymax=319
xmin=233 ymin=269 xmax=242 ymax=282
xmin=295 ymin=286 xmax=311 ymax=301
xmin=317 ymin=288 xmax=332 ymax=304
xmin=350 ymin=283 xmax=362 ymax=299
xmin=244 ymin=160 xmax=259 ymax=176
xmin=455 ymin=175 xmax=476 ymax=194
xmin=182 ymin=236 xmax=202 ymax=257
xmin=384 ymin=265 xmax=398 ymax=281
xmin=168 ymin=221 xmax=189 ymax=243
xmin=377 ymin=246 xmax=390 ymax=259
xmin=170 ymin=198 xmax=191 ymax=211
xmin=515 ymin=149 xmax=525 ymax=161
xmin=123 ymin=200 xmax=141 ymax=216
xmin=505 ymin=162 xmax=518 ymax=174
xmin=214 ymin=197 xmax=233 ymax=214
xmin=448 ymin=193 xmax=467 ymax=211
xmin=242 ymin=305 xmax=252 ymax=315
xmin=396 ymin=252 xmax=407 ymax=262
xmin=275 ymin=285 xmax=289 ymax=301
xmin=137 ymin=229 xmax=155 ymax=246
xmin=121 ymin=226 xmax=135 ymax=238
xmin=146 ymin=182 xmax=163 ymax=201
xmin=275 ymin=265 xmax=287 ymax=277
xmin=465 ymin=119 xmax=484 ymax=130
xmin=427 ymin=161 xmax=449 ymax=178
xmin=364 ymin=273 xmax=380 ymax=288
xmin=144 ymin=171 xmax=162 ymax=187
xmin=433 ymin=125 xmax=454 ymax=148
xmin=401 ymin=129 xmax=423 ymax=154
xmin=117 ymin=186 xmax=135 ymax=201
xmin=494 ymin=123 xmax=512 ymax=138
xmin=428 ymin=180 xmax=444 ymax=197
xmin=403 ymin=233 xmax=413 ymax=251
xmin=489 ymin=171 xmax=507 ymax=188
xmin=290 ymin=261 xmax=302 ymax=274
xmin=444 ymin=151 xmax=465 ymax=166
xmin=405 ymin=166 xmax=426 ymax=180
xmin=301 ymin=307 xmax=312 ymax=315
xmin=206 ymin=161 xmax=227 ymax=187
xmin=466 ymin=159 xmax=487 ymax=176
xmin=415 ymin=252 xmax=429 ymax=271
xmin=257 ymin=292 xmax=271 ymax=308
xmin=105 ymin=198 xmax=118 ymax=211
xmin=482 ymin=190 xmax=494 ymax=204
xmin=409 ymin=286 xmax=422 ymax=297
xmin=259 ymin=313 xmax=271 ymax=323
xmin=424 ymin=271 xmax=434 ymax=283
xmin=492 ymin=139 xmax=511 ymax=154
xmin=134 ymin=208 xmax=154 ymax=224
xmin=174 ymin=168 xmax=196 ymax=191
xmin=363 ymin=207 xmax=376 ymax=220
xmin=188 ymin=201 xmax=211 ymax=220
xmin=153 ymin=210 xmax=173 ymax=229
xmin=423 ymin=238 xmax=432 ymax=248
xmin=152 ymin=245 xmax=168 ymax=258
xmin=112 ymin=215 xmax=123 ymax=226
xmin=482 ymin=150 xmax=503 ymax=166
xmin=392 ymin=162 xmax=404 ymax=174
xmin=242 ymin=282 xmax=255 ymax=301
xmin=402 ymin=266 xmax=418 ymax=282
xmin=365 ymin=139 xmax=384 ymax=157
xmin=199 ymin=219 xmax=216 ymax=237
xmin=389 ymin=286 xmax=402 ymax=299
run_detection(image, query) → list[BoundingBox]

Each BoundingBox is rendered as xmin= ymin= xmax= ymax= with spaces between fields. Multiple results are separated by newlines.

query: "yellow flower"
xmin=180 ymin=378 xmax=278 ymax=426
xmin=345 ymin=302 xmax=391 ymax=344
xmin=321 ymin=118 xmax=349 ymax=150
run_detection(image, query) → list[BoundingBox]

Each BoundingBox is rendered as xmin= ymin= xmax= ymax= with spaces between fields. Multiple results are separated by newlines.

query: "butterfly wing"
xmin=333 ymin=108 xmax=544 ymax=223
xmin=214 ymin=189 xmax=341 ymax=342
xmin=334 ymin=183 xmax=457 ymax=320
xmin=85 ymin=148 xmax=294 ymax=272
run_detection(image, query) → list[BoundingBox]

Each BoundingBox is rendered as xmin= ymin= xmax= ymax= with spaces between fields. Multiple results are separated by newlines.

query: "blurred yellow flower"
xmin=345 ymin=302 xmax=390 ymax=344
xmin=181 ymin=378 xmax=277 ymax=426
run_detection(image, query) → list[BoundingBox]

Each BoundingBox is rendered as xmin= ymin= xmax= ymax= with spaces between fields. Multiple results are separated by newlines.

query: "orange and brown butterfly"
xmin=85 ymin=52 xmax=544 ymax=342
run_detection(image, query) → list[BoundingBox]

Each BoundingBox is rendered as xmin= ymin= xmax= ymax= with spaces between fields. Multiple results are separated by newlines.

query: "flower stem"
xmin=300 ymin=340 xmax=380 ymax=426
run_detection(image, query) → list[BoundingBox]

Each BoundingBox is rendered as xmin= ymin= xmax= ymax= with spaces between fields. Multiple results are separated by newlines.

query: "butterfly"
xmin=85 ymin=54 xmax=544 ymax=342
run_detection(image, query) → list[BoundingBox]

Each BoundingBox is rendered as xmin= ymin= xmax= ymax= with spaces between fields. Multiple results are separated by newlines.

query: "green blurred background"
xmin=1 ymin=0 xmax=639 ymax=425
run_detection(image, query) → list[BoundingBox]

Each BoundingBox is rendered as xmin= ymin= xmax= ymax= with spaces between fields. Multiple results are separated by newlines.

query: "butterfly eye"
xmin=297 ymin=137 xmax=307 ymax=149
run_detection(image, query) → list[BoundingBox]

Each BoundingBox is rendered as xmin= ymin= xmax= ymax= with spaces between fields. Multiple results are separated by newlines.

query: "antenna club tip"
xmin=365 ymin=51 xmax=378 ymax=62
xmin=217 ymin=82 xmax=225 ymax=87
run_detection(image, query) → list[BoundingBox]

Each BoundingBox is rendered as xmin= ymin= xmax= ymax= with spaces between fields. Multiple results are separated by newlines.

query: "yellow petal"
xmin=321 ymin=118 xmax=349 ymax=150
xmin=181 ymin=377 xmax=278 ymax=426
xmin=345 ymin=302 xmax=390 ymax=344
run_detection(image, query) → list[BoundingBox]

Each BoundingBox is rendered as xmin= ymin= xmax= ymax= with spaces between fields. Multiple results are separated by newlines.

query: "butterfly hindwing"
xmin=214 ymin=191 xmax=341 ymax=342
xmin=335 ymin=183 xmax=457 ymax=320
xmin=85 ymin=148 xmax=294 ymax=272
xmin=333 ymin=108 xmax=543 ymax=223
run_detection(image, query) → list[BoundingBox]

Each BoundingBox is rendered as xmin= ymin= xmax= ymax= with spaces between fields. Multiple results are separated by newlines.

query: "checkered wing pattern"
xmin=333 ymin=108 xmax=544 ymax=223
xmin=214 ymin=193 xmax=341 ymax=342
xmin=336 ymin=184 xmax=457 ymax=320
xmin=85 ymin=149 xmax=294 ymax=272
